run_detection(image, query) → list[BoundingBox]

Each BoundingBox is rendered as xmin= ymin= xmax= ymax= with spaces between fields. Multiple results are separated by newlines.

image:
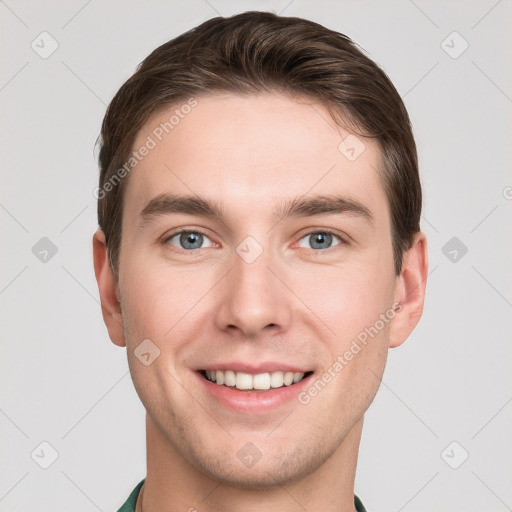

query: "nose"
xmin=215 ymin=244 xmax=292 ymax=339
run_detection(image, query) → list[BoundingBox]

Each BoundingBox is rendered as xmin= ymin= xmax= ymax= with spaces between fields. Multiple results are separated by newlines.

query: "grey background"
xmin=1 ymin=0 xmax=511 ymax=511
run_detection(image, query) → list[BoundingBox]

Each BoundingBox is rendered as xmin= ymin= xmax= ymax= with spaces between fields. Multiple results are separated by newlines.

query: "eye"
xmin=298 ymin=231 xmax=344 ymax=251
xmin=165 ymin=230 xmax=214 ymax=251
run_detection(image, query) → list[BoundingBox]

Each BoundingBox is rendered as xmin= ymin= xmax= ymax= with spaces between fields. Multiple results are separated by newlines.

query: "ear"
xmin=92 ymin=229 xmax=126 ymax=347
xmin=388 ymin=231 xmax=429 ymax=348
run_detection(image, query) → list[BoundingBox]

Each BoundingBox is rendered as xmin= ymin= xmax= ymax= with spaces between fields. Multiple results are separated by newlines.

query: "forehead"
xmin=124 ymin=93 xmax=389 ymax=229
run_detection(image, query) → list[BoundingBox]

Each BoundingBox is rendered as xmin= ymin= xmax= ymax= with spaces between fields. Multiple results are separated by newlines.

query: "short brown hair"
xmin=97 ymin=11 xmax=421 ymax=279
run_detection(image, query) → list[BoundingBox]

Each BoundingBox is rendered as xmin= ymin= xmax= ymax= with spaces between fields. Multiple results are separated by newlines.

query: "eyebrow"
xmin=139 ymin=193 xmax=374 ymax=227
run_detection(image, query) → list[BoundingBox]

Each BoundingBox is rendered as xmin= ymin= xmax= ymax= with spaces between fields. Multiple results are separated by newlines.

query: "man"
xmin=93 ymin=11 xmax=428 ymax=511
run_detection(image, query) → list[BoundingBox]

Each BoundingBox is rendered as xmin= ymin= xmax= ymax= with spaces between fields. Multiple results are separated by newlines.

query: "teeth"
xmin=236 ymin=372 xmax=253 ymax=390
xmin=224 ymin=370 xmax=236 ymax=387
xmin=204 ymin=370 xmax=306 ymax=390
xmin=283 ymin=372 xmax=294 ymax=386
xmin=253 ymin=373 xmax=271 ymax=390
xmin=270 ymin=371 xmax=284 ymax=388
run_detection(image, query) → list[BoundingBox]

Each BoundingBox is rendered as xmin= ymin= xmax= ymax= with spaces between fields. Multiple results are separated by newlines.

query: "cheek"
xmin=296 ymin=262 xmax=394 ymax=406
xmin=301 ymin=271 xmax=392 ymax=417
xmin=119 ymin=253 xmax=201 ymax=334
xmin=119 ymin=261 xmax=197 ymax=411
xmin=297 ymin=261 xmax=395 ymax=343
xmin=118 ymin=256 xmax=214 ymax=387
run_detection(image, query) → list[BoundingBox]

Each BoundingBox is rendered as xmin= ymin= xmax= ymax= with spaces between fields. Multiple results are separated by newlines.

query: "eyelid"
xmin=163 ymin=228 xmax=216 ymax=249
xmin=296 ymin=228 xmax=348 ymax=250
xmin=162 ymin=227 xmax=349 ymax=253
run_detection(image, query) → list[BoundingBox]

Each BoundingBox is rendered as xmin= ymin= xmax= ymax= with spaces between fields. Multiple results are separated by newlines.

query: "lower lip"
xmin=195 ymin=372 xmax=314 ymax=414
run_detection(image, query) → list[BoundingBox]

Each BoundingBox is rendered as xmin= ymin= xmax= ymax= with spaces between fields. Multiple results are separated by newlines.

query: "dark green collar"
xmin=117 ymin=478 xmax=367 ymax=511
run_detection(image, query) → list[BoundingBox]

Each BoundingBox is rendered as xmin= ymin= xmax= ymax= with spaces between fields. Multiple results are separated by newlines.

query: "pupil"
xmin=312 ymin=232 xmax=331 ymax=249
xmin=182 ymin=232 xmax=201 ymax=249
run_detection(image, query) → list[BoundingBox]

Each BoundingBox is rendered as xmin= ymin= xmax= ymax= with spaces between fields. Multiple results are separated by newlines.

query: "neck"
xmin=138 ymin=414 xmax=363 ymax=512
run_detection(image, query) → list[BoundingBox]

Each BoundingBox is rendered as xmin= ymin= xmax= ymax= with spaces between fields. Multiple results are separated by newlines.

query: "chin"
xmin=196 ymin=460 xmax=310 ymax=490
xmin=188 ymin=439 xmax=332 ymax=490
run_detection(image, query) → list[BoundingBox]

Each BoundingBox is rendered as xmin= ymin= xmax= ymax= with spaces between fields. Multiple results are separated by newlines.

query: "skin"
xmin=93 ymin=93 xmax=428 ymax=511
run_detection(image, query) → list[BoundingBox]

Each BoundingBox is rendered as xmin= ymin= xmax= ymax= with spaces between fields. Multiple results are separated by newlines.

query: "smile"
xmin=199 ymin=369 xmax=313 ymax=391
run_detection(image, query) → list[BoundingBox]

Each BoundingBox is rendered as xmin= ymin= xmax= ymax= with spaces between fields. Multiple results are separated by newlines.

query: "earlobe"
xmin=388 ymin=231 xmax=429 ymax=348
xmin=92 ymin=229 xmax=126 ymax=347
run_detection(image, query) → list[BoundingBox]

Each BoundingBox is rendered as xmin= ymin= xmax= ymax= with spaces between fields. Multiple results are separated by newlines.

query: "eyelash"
xmin=162 ymin=228 xmax=347 ymax=253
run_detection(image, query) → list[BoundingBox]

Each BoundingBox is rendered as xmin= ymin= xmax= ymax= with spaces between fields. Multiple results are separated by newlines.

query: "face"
xmin=115 ymin=93 xmax=403 ymax=487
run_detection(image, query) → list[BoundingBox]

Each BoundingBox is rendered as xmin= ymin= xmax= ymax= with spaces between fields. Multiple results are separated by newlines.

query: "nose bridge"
xmin=215 ymin=235 xmax=291 ymax=337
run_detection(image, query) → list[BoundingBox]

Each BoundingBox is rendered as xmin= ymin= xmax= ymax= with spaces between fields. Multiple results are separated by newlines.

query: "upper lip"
xmin=194 ymin=362 xmax=312 ymax=374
